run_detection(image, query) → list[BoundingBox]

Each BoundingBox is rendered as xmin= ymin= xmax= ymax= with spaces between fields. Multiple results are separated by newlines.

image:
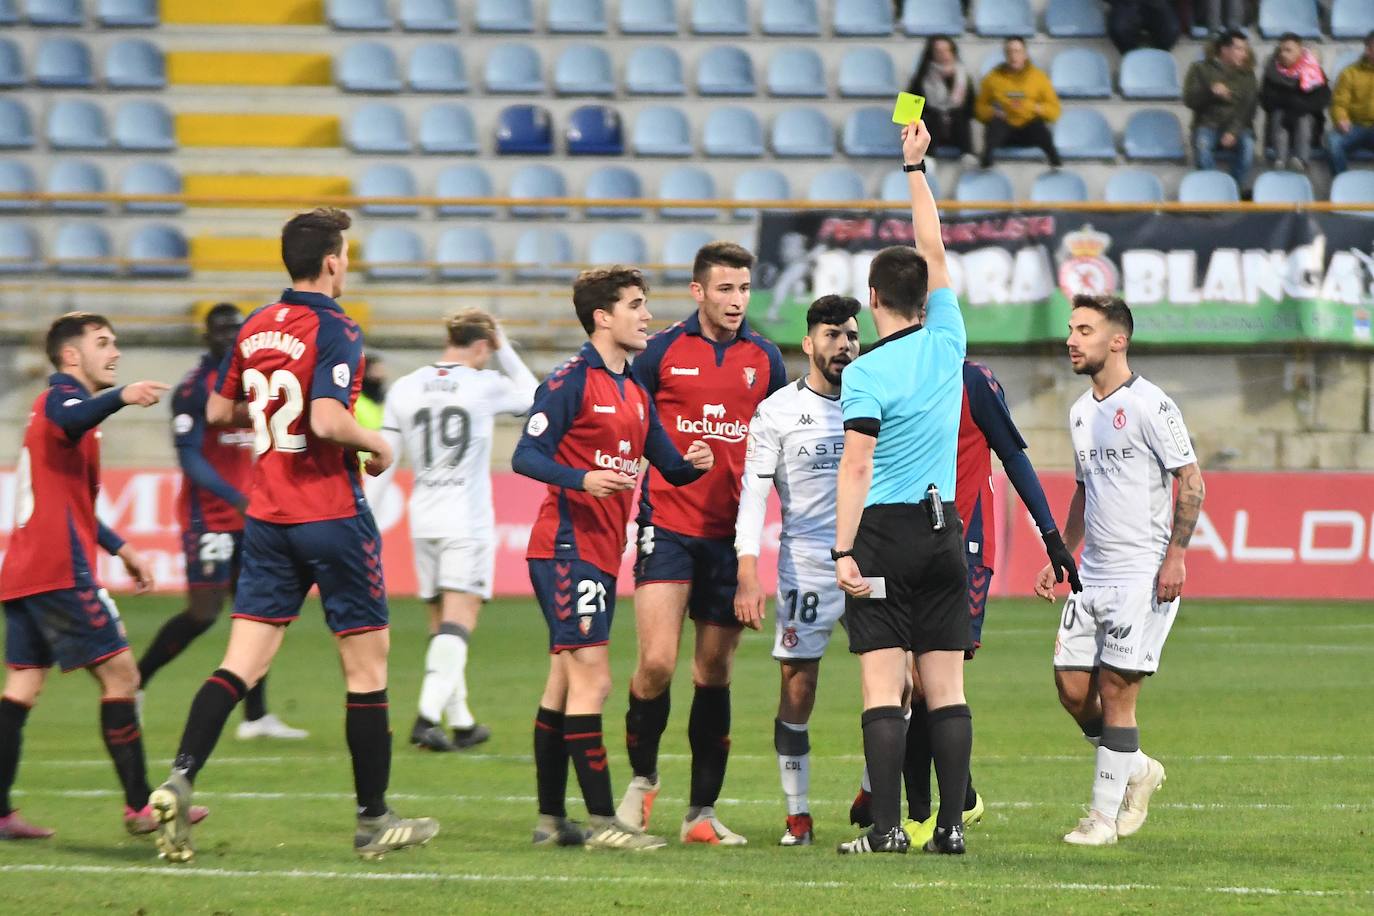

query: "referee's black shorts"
xmin=844 ymin=502 xmax=970 ymax=656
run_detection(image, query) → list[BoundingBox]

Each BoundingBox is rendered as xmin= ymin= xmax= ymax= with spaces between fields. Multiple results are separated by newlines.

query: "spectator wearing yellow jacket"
xmin=974 ymin=38 xmax=1062 ymax=169
xmin=1326 ymin=31 xmax=1374 ymax=175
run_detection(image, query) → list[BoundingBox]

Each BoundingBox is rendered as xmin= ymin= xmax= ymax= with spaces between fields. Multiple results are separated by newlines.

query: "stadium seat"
xmin=844 ymin=108 xmax=902 ymax=157
xmin=104 ymin=39 xmax=165 ymax=90
xmin=1178 ymin=169 xmax=1239 ymax=203
xmin=979 ymin=47 xmax=1006 ymax=79
xmin=47 ymin=100 xmax=110 ymax=151
xmin=955 ymin=168 xmax=1014 ymax=203
xmin=509 ymin=164 xmax=569 ymax=218
xmin=484 ymin=44 xmax=544 ymax=94
xmin=974 ymin=0 xmax=1034 ymax=36
xmin=328 ymin=0 xmax=392 ymax=30
xmin=663 ymin=229 xmax=714 ymax=282
xmin=839 ymin=47 xmax=898 ymax=98
xmin=767 ymin=48 xmax=826 ymax=98
xmin=554 ymin=45 xmax=614 ymax=96
xmin=347 ymin=103 xmax=411 ymax=153
xmin=357 ymin=163 xmax=419 ymax=217
xmin=1052 ymin=49 xmax=1111 ymax=99
xmin=807 ymin=167 xmax=865 ymax=201
xmin=0 ymin=39 xmax=22 ymax=89
xmin=1123 ymin=109 xmax=1187 ymax=161
xmin=632 ymin=106 xmax=693 ymax=156
xmin=697 ymin=46 xmax=755 ymax=96
xmin=879 ymin=166 xmax=941 ymax=203
xmin=659 ymin=166 xmax=716 ymax=218
xmin=771 ymin=108 xmax=835 ymax=157
xmin=565 ymin=104 xmax=623 ymax=155
xmin=114 ymin=100 xmax=174 ymax=151
xmin=98 ymin=0 xmax=159 ymax=28
xmin=1258 ymin=0 xmax=1320 ymax=39
xmin=588 ymin=228 xmax=648 ymax=267
xmin=691 ymin=0 xmax=748 ymax=34
xmin=1331 ymin=0 xmax=1374 ymax=39
xmin=584 ymin=165 xmax=643 ymax=218
xmin=399 ymin=0 xmax=459 ymax=32
xmin=54 ymin=222 xmax=115 ymax=276
xmin=1331 ymin=171 xmax=1374 ymax=217
xmin=476 ymin=0 xmax=535 ymax=32
xmin=1030 ymin=169 xmax=1088 ymax=202
xmin=338 ymin=42 xmax=403 ymax=93
xmin=620 ymin=0 xmax=678 ymax=33
xmin=0 ymin=99 xmax=35 ymax=149
xmin=1253 ymin=170 xmax=1314 ymax=203
xmin=1045 ymin=0 xmax=1106 ymax=36
xmin=0 ymin=0 xmax=14 ymax=24
xmin=494 ymin=103 xmax=553 ymax=154
xmin=437 ymin=227 xmax=499 ymax=281
xmin=1119 ymin=48 xmax=1181 ymax=100
xmin=0 ymin=160 xmax=36 ymax=211
xmin=35 ymin=37 xmax=94 ymax=88
xmin=762 ymin=0 xmax=819 ymax=35
xmin=732 ymin=167 xmax=790 ymax=218
xmin=703 ymin=107 xmax=764 ymax=157
xmin=26 ymin=0 xmax=82 ymax=26
xmin=626 ymin=46 xmax=685 ymax=96
xmin=436 ymin=164 xmax=496 ymax=216
xmin=901 ymin=0 xmax=963 ymax=36
xmin=119 ymin=161 xmax=182 ymax=214
xmin=549 ymin=0 xmax=606 ymax=32
xmin=833 ymin=0 xmax=893 ymax=36
xmin=1055 ymin=109 xmax=1116 ymax=159
xmin=420 ymin=102 xmax=478 ymax=153
xmin=513 ymin=228 xmax=576 ymax=281
xmin=409 ymin=44 xmax=467 ymax=93
xmin=47 ymin=159 xmax=106 ymax=213
xmin=0 ymin=223 xmax=38 ymax=273
xmin=1104 ymin=168 xmax=1166 ymax=203
xmin=127 ymin=224 xmax=190 ymax=278
xmin=1329 ymin=48 xmax=1363 ymax=81
xmin=366 ymin=226 xmax=428 ymax=280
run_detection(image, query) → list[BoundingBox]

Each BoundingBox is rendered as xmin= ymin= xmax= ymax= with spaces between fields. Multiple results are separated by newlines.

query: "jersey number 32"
xmin=243 ymin=368 xmax=306 ymax=455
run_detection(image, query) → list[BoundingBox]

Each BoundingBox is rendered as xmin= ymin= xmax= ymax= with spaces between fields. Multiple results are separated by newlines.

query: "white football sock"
xmin=775 ymin=720 xmax=810 ymax=816
xmin=1091 ymin=726 xmax=1140 ymax=822
xmin=418 ymin=631 xmax=466 ymax=725
xmin=443 ymin=626 xmax=474 ymax=729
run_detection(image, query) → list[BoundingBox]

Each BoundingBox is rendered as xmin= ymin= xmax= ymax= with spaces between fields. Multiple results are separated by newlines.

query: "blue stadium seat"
xmin=47 ymin=159 xmax=106 ymax=213
xmin=1123 ymin=109 xmax=1186 ymax=161
xmin=626 ymin=46 xmax=685 ymax=96
xmin=659 ymin=166 xmax=716 ymax=218
xmin=420 ymin=102 xmax=478 ymax=153
xmin=1331 ymin=171 xmax=1374 ymax=217
xmin=409 ymin=44 xmax=467 ymax=93
xmin=767 ymin=48 xmax=826 ymax=98
xmin=833 ymin=0 xmax=893 ymax=36
xmin=114 ymin=100 xmax=174 ymax=151
xmin=901 ymin=0 xmax=963 ymax=35
xmin=1045 ymin=0 xmax=1106 ymax=36
xmin=509 ymin=163 xmax=569 ymax=217
xmin=484 ymin=44 xmax=544 ymax=94
xmin=974 ymin=0 xmax=1034 ymax=36
xmin=979 ymin=47 xmax=1005 ymax=78
xmin=0 ymin=160 xmax=36 ymax=211
xmin=54 ymin=222 xmax=115 ymax=276
xmin=338 ymin=42 xmax=402 ymax=92
xmin=771 ymin=107 xmax=834 ymax=157
xmin=105 ymin=39 xmax=165 ymax=90
xmin=0 ymin=0 xmax=15 ymax=23
xmin=0 ymin=39 xmax=22 ymax=89
xmin=328 ymin=0 xmax=392 ymax=30
xmin=565 ymin=104 xmax=623 ymax=155
xmin=588 ymin=228 xmax=648 ymax=267
xmin=1104 ymin=168 xmax=1165 ymax=203
xmin=554 ymin=45 xmax=614 ymax=96
xmin=549 ymin=0 xmax=606 ymax=32
xmin=437 ymin=227 xmax=499 ymax=281
xmin=1253 ymin=170 xmax=1313 ymax=203
xmin=584 ymin=165 xmax=644 ymax=218
xmin=1331 ymin=0 xmax=1374 ymax=39
xmin=955 ymin=168 xmax=1014 ymax=202
xmin=119 ymin=161 xmax=182 ymax=214
xmin=357 ymin=163 xmax=419 ymax=216
xmin=844 ymin=108 xmax=902 ymax=157
xmin=1030 ymin=169 xmax=1088 ymax=202
xmin=620 ymin=0 xmax=678 ymax=33
xmin=663 ymin=229 xmax=714 ymax=282
xmin=807 ymin=167 xmax=865 ymax=201
xmin=691 ymin=0 xmax=748 ymax=34
xmin=127 ymin=224 xmax=189 ymax=278
xmin=347 ymin=103 xmax=410 ymax=153
xmin=436 ymin=164 xmax=495 ymax=216
xmin=366 ymin=227 xmax=428 ymax=280
xmin=47 ymin=100 xmax=109 ymax=151
xmin=1178 ymin=170 xmax=1239 ymax=203
xmin=1055 ymin=109 xmax=1116 ymax=159
xmin=513 ymin=228 xmax=576 ymax=281
xmin=0 ymin=99 xmax=35 ymax=149
xmin=1119 ymin=48 xmax=1181 ymax=100
xmin=879 ymin=166 xmax=941 ymax=203
xmin=1329 ymin=48 xmax=1363 ymax=81
xmin=1258 ymin=0 xmax=1320 ymax=39
xmin=98 ymin=0 xmax=160 ymax=27
xmin=632 ymin=106 xmax=692 ymax=156
xmin=732 ymin=167 xmax=790 ymax=218
xmin=703 ymin=107 xmax=764 ymax=157
xmin=35 ymin=37 xmax=94 ymax=88
xmin=0 ymin=223 xmax=38 ymax=273
xmin=399 ymin=0 xmax=458 ymax=32
xmin=27 ymin=0 xmax=82 ymax=26
xmin=1052 ymin=49 xmax=1111 ymax=99
xmin=697 ymin=46 xmax=755 ymax=96
xmin=476 ymin=0 xmax=535 ymax=32
xmin=762 ymin=0 xmax=819 ymax=35
xmin=495 ymin=103 xmax=552 ymax=154
xmin=839 ymin=47 xmax=897 ymax=98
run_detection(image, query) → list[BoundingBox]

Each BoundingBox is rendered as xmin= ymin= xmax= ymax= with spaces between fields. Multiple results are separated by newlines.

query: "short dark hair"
xmin=1003 ymin=36 xmax=1026 ymax=50
xmin=572 ymin=266 xmax=649 ymax=334
xmin=1072 ymin=294 xmax=1134 ymax=338
xmin=867 ymin=246 xmax=929 ymax=320
xmin=691 ymin=241 xmax=754 ymax=285
xmin=205 ymin=302 xmax=241 ymax=328
xmin=446 ymin=308 xmax=498 ymax=347
xmin=1277 ymin=31 xmax=1302 ymax=44
xmin=806 ymin=295 xmax=861 ymax=331
xmin=46 ymin=311 xmax=111 ymax=369
xmin=1216 ymin=28 xmax=1247 ymax=50
xmin=281 ymin=207 xmax=351 ymax=282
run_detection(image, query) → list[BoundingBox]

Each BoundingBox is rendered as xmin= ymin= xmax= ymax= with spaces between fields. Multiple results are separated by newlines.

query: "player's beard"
xmin=815 ymin=352 xmax=847 ymax=386
xmin=1073 ymin=354 xmax=1106 ymax=377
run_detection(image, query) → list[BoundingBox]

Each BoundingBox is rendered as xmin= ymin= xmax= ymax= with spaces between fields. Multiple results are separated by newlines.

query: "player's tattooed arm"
xmin=1167 ymin=462 xmax=1206 ymax=550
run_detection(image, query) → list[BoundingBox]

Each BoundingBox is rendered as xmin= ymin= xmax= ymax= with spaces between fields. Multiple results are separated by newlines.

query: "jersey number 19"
xmin=412 ymin=406 xmax=471 ymax=469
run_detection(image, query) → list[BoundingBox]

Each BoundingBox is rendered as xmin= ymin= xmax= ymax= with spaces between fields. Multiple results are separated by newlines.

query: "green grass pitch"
xmin=3 ymin=595 xmax=1371 ymax=913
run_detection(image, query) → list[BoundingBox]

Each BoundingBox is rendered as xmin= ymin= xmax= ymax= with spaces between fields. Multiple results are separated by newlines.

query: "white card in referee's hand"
xmin=862 ymin=577 xmax=887 ymax=599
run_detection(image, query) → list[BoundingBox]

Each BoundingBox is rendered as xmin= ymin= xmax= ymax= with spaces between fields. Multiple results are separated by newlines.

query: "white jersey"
xmin=1069 ymin=374 xmax=1194 ymax=585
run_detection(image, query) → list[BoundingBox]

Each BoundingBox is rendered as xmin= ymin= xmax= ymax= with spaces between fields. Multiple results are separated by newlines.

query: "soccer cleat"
xmin=584 ymin=816 xmax=667 ymax=851
xmin=849 ymin=788 xmax=873 ymax=828
xmin=902 ymin=816 xmax=936 ymax=849
xmin=680 ymin=807 xmax=747 ymax=846
xmin=1116 ymin=756 xmax=1165 ymax=838
xmin=354 ymin=809 xmax=439 ymax=860
xmin=149 ymin=772 xmax=195 ymax=862
xmin=410 ymin=719 xmax=457 ymax=752
xmin=125 ymin=802 xmax=209 ymax=836
xmin=616 ymin=774 xmax=660 ymax=831
xmin=924 ymin=823 xmax=966 ymax=855
xmin=451 ymin=724 xmax=491 ymax=750
xmin=531 ymin=815 xmax=587 ymax=847
xmin=1063 ymin=811 xmax=1118 ymax=846
xmin=779 ymin=813 xmax=813 ymax=846
xmin=963 ymin=791 xmax=986 ymax=829
xmin=235 ymin=713 xmax=309 ymax=741
xmin=0 ymin=810 xmax=54 ymax=840
xmin=837 ymin=825 xmax=909 ymax=855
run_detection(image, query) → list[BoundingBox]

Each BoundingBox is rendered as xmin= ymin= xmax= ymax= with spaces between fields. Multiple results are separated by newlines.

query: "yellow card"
xmin=891 ymin=92 xmax=925 ymax=126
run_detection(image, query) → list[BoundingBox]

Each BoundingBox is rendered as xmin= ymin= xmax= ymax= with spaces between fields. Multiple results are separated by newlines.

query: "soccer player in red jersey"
xmin=513 ymin=267 xmax=713 ymax=851
xmin=136 ymin=304 xmax=306 ymax=740
xmin=149 ymin=209 xmax=436 ymax=862
xmin=0 ymin=313 xmax=205 ymax=840
xmin=618 ymin=242 xmax=787 ymax=846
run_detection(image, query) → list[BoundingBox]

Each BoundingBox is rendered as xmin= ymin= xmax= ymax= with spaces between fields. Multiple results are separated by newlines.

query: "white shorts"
xmin=772 ymin=556 xmax=845 ymax=661
xmin=1053 ymin=584 xmax=1179 ymax=675
xmin=413 ymin=537 xmax=495 ymax=602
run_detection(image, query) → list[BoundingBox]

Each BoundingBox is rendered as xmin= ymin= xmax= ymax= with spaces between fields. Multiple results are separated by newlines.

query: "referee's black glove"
xmin=1042 ymin=530 xmax=1082 ymax=593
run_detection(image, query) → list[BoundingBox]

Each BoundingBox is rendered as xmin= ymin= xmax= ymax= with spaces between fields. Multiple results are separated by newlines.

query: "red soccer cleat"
xmin=0 ymin=810 xmax=55 ymax=839
xmin=124 ymin=802 xmax=209 ymax=836
xmin=849 ymin=788 xmax=873 ymax=829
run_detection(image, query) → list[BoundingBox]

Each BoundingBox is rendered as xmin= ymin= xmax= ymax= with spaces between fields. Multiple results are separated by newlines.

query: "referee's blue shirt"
xmin=841 ymin=286 xmax=966 ymax=507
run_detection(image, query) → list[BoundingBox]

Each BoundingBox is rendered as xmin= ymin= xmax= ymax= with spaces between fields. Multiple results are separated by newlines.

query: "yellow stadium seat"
xmin=183 ymin=174 xmax=350 ymax=207
xmin=176 ymin=114 xmax=341 ymax=149
xmin=166 ymin=53 xmax=334 ymax=87
xmin=191 ymin=236 xmax=361 ymax=271
xmin=162 ymin=0 xmax=324 ymax=26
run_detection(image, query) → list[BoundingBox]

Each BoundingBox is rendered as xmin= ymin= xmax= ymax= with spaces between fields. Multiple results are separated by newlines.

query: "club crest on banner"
xmin=1057 ymin=225 xmax=1119 ymax=299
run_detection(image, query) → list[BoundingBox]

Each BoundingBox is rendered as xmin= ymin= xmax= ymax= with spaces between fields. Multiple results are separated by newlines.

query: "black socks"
xmin=861 ymin=705 xmax=907 ymax=834
xmin=101 ymin=698 xmax=150 ymax=810
xmin=137 ymin=611 xmax=214 ymax=687
xmin=533 ymin=707 xmax=568 ymax=818
xmin=903 ymin=700 xmax=933 ymax=822
xmin=625 ymin=687 xmax=670 ymax=779
xmin=928 ymin=704 xmax=974 ymax=829
xmin=564 ymin=714 xmax=613 ymax=818
xmin=345 ymin=690 xmax=391 ymax=818
xmin=172 ymin=668 xmax=246 ymax=783
xmin=688 ymin=684 xmax=731 ymax=809
xmin=0 ymin=698 xmax=31 ymax=816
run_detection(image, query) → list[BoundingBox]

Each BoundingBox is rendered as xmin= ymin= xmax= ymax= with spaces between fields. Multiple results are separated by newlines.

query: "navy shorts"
xmin=633 ymin=524 xmax=739 ymax=627
xmin=5 ymin=587 xmax=129 ymax=672
xmin=233 ymin=514 xmax=389 ymax=636
xmin=183 ymin=528 xmax=243 ymax=590
xmin=967 ymin=563 xmax=993 ymax=658
xmin=529 ymin=558 xmax=617 ymax=654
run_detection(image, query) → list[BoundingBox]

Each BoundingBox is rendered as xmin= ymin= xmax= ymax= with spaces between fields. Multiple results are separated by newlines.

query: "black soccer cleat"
xmin=924 ymin=823 xmax=966 ymax=855
xmin=451 ymin=724 xmax=491 ymax=750
xmin=837 ymin=825 xmax=909 ymax=855
xmin=411 ymin=718 xmax=457 ymax=752
xmin=849 ymin=788 xmax=873 ymax=829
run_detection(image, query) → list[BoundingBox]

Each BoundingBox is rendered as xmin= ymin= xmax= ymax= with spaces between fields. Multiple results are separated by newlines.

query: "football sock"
xmin=903 ymin=700 xmax=933 ymax=822
xmin=533 ymin=707 xmax=568 ymax=819
xmin=243 ymin=676 xmax=267 ymax=722
xmin=564 ymin=714 xmax=613 ymax=818
xmin=418 ymin=624 xmax=468 ymax=726
xmin=625 ymin=687 xmax=670 ymax=779
xmin=860 ymin=705 xmax=906 ymax=834
xmin=137 ymin=611 xmax=214 ymax=687
xmin=345 ymin=690 xmax=391 ymax=819
xmin=443 ymin=624 xmax=475 ymax=729
xmin=100 ymin=698 xmax=150 ymax=810
xmin=0 ymin=698 xmax=31 ymax=817
xmin=688 ymin=684 xmax=731 ymax=809
xmin=928 ymin=703 xmax=974 ymax=830
xmin=1092 ymin=726 xmax=1139 ymax=822
xmin=774 ymin=719 xmax=810 ymax=816
xmin=172 ymin=668 xmax=246 ymax=783
xmin=1081 ymin=715 xmax=1104 ymax=748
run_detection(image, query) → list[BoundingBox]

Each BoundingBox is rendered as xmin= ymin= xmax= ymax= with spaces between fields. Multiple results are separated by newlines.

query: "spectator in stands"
xmin=1260 ymin=33 xmax=1330 ymax=171
xmin=908 ymin=36 xmax=977 ymax=166
xmin=1326 ymin=31 xmax=1374 ymax=175
xmin=356 ymin=351 xmax=387 ymax=431
xmin=1199 ymin=0 xmax=1247 ymax=32
xmin=1184 ymin=29 xmax=1257 ymax=191
xmin=1106 ymin=0 xmax=1180 ymax=55
xmin=975 ymin=37 xmax=1062 ymax=169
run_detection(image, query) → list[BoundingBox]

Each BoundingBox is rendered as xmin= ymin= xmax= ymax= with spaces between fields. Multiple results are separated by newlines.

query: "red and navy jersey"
xmin=173 ymin=352 xmax=253 ymax=533
xmin=513 ymin=342 xmax=701 ymax=577
xmin=217 ymin=289 xmax=366 ymax=525
xmin=0 ymin=373 xmax=128 ymax=600
xmin=631 ymin=313 xmax=786 ymax=539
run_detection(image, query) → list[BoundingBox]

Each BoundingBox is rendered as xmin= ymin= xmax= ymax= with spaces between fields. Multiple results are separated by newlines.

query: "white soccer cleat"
xmin=616 ymin=774 xmax=660 ymax=831
xmin=680 ymin=807 xmax=747 ymax=846
xmin=236 ymin=713 xmax=309 ymax=740
xmin=1063 ymin=811 xmax=1118 ymax=847
xmin=1116 ymin=756 xmax=1166 ymax=838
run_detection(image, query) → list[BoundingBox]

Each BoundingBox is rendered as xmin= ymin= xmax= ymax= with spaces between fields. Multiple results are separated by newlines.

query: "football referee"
xmin=833 ymin=121 xmax=972 ymax=856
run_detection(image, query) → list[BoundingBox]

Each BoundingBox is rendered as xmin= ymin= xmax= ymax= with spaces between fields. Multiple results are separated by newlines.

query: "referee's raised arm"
xmin=903 ymin=121 xmax=951 ymax=294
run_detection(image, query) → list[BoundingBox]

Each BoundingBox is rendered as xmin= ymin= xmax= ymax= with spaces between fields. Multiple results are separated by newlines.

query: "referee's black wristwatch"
xmin=903 ymin=160 xmax=926 ymax=173
xmin=830 ymin=548 xmax=854 ymax=561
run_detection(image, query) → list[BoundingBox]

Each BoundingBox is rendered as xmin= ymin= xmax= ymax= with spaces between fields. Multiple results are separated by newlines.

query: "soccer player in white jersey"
xmin=1035 ymin=294 xmax=1206 ymax=846
xmin=734 ymin=295 xmax=861 ymax=847
xmin=367 ymin=309 xmax=538 ymax=752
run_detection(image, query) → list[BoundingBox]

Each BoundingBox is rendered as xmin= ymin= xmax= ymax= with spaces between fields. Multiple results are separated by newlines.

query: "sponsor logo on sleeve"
xmin=1166 ymin=415 xmax=1192 ymax=455
xmin=173 ymin=414 xmax=193 ymax=435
